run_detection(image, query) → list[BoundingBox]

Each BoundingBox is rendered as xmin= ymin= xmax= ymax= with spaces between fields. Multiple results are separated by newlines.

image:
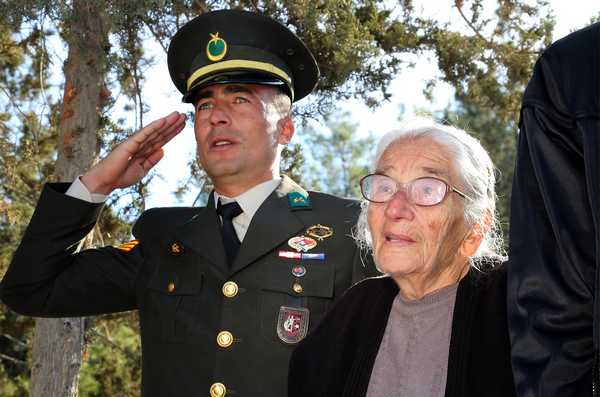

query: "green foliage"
xmin=79 ymin=314 xmax=141 ymax=397
xmin=300 ymin=111 xmax=374 ymax=198
xmin=281 ymin=143 xmax=307 ymax=185
xmin=427 ymin=0 xmax=554 ymax=125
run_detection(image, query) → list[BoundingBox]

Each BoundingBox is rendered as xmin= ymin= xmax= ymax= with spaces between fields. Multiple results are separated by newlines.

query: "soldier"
xmin=0 ymin=9 xmax=377 ymax=397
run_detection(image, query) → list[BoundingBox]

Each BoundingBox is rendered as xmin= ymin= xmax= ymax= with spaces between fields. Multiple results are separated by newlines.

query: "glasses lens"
xmin=410 ymin=178 xmax=447 ymax=206
xmin=361 ymin=174 xmax=396 ymax=202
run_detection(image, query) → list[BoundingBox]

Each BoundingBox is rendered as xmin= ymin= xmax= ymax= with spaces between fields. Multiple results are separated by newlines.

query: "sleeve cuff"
xmin=65 ymin=176 xmax=108 ymax=203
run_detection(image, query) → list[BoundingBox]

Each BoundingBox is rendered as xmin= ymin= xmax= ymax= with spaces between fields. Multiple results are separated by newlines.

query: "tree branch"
xmin=0 ymin=352 xmax=28 ymax=366
xmin=143 ymin=22 xmax=169 ymax=54
xmin=0 ymin=85 xmax=29 ymax=120
xmin=454 ymin=0 xmax=495 ymax=47
xmin=1 ymin=333 xmax=28 ymax=349
xmin=87 ymin=327 xmax=138 ymax=362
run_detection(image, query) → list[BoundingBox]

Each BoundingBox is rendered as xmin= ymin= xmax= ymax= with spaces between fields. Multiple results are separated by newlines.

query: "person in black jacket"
xmin=508 ymin=22 xmax=600 ymax=397
xmin=289 ymin=118 xmax=516 ymax=397
xmin=0 ymin=10 xmax=377 ymax=397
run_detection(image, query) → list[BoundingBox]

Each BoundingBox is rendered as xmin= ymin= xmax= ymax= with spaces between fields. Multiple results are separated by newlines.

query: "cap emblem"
xmin=206 ymin=32 xmax=228 ymax=62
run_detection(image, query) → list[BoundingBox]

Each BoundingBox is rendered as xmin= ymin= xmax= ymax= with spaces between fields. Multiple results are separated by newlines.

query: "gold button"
xmin=167 ymin=282 xmax=176 ymax=293
xmin=209 ymin=382 xmax=226 ymax=397
xmin=222 ymin=281 xmax=239 ymax=298
xmin=292 ymin=282 xmax=303 ymax=294
xmin=216 ymin=331 xmax=233 ymax=348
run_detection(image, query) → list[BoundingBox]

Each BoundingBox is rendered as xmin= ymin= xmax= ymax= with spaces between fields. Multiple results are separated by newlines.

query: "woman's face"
xmin=367 ymin=137 xmax=475 ymax=294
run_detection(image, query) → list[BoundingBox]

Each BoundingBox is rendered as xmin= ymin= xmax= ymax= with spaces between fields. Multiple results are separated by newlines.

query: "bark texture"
xmin=30 ymin=1 xmax=108 ymax=396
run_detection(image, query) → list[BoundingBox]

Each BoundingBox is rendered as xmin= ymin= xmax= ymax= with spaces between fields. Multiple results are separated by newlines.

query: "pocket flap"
xmin=147 ymin=264 xmax=203 ymax=295
xmin=261 ymin=262 xmax=334 ymax=298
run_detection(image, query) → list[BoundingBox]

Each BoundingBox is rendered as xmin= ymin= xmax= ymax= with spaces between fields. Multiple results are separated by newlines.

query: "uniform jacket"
xmin=508 ymin=22 xmax=600 ymax=397
xmin=0 ymin=176 xmax=377 ymax=397
xmin=289 ymin=260 xmax=516 ymax=397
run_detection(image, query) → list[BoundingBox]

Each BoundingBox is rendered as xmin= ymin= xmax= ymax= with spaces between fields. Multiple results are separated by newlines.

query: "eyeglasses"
xmin=360 ymin=173 xmax=469 ymax=206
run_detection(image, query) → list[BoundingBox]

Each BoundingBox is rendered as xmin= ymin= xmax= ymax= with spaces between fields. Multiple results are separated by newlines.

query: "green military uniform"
xmin=0 ymin=177 xmax=376 ymax=396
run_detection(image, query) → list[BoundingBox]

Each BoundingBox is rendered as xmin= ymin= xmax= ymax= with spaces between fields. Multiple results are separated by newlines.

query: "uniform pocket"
xmin=141 ymin=264 xmax=204 ymax=342
xmin=259 ymin=262 xmax=334 ymax=343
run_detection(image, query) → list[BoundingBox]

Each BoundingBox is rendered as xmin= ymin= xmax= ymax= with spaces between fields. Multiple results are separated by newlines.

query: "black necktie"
xmin=216 ymin=200 xmax=243 ymax=266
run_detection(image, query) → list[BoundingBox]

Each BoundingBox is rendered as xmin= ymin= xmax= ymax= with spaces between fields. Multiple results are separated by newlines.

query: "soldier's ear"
xmin=277 ymin=116 xmax=295 ymax=145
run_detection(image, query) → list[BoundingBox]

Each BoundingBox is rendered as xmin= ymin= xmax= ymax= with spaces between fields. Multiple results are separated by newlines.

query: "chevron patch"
xmin=117 ymin=239 xmax=139 ymax=252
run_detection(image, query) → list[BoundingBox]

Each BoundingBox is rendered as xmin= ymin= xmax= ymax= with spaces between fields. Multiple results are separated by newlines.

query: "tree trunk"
xmin=30 ymin=1 xmax=108 ymax=396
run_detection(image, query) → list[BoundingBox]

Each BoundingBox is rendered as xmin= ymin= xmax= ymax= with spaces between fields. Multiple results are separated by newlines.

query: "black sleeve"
xmin=508 ymin=23 xmax=600 ymax=396
xmin=0 ymin=183 xmax=143 ymax=317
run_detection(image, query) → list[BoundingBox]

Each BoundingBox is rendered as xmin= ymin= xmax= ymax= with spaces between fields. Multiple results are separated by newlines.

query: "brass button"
xmin=209 ymin=382 xmax=226 ymax=397
xmin=292 ymin=282 xmax=303 ymax=294
xmin=222 ymin=281 xmax=239 ymax=298
xmin=216 ymin=331 xmax=233 ymax=348
xmin=167 ymin=282 xmax=176 ymax=293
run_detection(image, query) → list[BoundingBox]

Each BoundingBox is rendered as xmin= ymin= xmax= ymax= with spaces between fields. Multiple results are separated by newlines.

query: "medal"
xmin=292 ymin=265 xmax=307 ymax=277
xmin=279 ymin=250 xmax=325 ymax=261
xmin=288 ymin=236 xmax=317 ymax=252
xmin=301 ymin=253 xmax=325 ymax=260
xmin=279 ymin=250 xmax=302 ymax=259
xmin=306 ymin=224 xmax=333 ymax=241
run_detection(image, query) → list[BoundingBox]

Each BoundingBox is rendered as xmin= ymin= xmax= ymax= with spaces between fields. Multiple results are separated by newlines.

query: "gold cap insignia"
xmin=206 ymin=32 xmax=228 ymax=62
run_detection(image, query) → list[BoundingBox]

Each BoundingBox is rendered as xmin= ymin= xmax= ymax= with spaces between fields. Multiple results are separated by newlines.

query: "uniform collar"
xmin=213 ymin=177 xmax=281 ymax=219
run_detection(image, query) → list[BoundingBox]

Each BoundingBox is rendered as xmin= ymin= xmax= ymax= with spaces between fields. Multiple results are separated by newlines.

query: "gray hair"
xmin=355 ymin=117 xmax=504 ymax=259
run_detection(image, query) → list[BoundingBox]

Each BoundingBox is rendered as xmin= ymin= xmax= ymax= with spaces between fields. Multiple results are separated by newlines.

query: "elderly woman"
xmin=288 ymin=119 xmax=516 ymax=397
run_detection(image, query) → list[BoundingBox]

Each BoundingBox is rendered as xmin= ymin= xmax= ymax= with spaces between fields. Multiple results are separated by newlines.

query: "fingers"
xmin=131 ymin=111 xmax=183 ymax=145
xmin=132 ymin=115 xmax=186 ymax=161
xmin=142 ymin=148 xmax=165 ymax=171
xmin=94 ymin=112 xmax=186 ymax=190
xmin=120 ymin=112 xmax=186 ymax=159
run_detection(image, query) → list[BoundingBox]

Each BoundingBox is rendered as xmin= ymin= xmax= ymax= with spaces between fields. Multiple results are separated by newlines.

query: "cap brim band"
xmin=186 ymin=59 xmax=292 ymax=91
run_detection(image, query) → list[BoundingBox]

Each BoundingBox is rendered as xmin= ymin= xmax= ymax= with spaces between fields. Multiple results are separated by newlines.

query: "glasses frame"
xmin=359 ymin=173 xmax=469 ymax=206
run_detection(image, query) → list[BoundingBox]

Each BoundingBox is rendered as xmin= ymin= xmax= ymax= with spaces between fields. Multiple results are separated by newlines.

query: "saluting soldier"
xmin=0 ymin=9 xmax=378 ymax=397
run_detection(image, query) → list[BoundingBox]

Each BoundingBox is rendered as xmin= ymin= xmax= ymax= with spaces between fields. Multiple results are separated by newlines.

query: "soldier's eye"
xmin=197 ymin=101 xmax=213 ymax=111
xmin=233 ymin=96 xmax=249 ymax=104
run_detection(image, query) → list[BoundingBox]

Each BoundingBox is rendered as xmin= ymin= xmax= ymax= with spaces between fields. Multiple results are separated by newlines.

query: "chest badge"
xmin=277 ymin=306 xmax=310 ymax=344
xmin=288 ymin=235 xmax=317 ymax=252
xmin=306 ymin=224 xmax=333 ymax=241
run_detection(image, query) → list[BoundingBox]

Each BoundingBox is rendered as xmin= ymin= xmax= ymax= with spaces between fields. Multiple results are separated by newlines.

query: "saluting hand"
xmin=81 ymin=111 xmax=186 ymax=195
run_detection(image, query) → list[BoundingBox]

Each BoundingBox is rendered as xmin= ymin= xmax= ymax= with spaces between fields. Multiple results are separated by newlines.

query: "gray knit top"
xmin=366 ymin=282 xmax=459 ymax=397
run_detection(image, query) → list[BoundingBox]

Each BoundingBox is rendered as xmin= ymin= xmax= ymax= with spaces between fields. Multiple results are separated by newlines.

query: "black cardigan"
xmin=289 ymin=262 xmax=516 ymax=397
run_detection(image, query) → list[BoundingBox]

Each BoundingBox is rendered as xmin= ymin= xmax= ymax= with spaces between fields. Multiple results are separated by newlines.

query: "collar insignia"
xmin=287 ymin=191 xmax=311 ymax=210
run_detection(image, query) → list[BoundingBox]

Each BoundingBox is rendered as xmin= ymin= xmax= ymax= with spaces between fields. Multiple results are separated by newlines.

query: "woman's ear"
xmin=460 ymin=211 xmax=492 ymax=257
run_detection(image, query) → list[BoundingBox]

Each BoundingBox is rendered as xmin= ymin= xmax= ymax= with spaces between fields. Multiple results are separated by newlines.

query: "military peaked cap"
xmin=168 ymin=9 xmax=320 ymax=103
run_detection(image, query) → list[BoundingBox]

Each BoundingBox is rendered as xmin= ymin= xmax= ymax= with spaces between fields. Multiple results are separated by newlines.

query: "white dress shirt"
xmin=213 ymin=177 xmax=280 ymax=241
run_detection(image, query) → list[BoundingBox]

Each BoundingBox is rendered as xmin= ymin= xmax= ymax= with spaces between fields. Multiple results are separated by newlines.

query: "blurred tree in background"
xmin=300 ymin=111 xmax=375 ymax=198
xmin=0 ymin=0 xmax=564 ymax=394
